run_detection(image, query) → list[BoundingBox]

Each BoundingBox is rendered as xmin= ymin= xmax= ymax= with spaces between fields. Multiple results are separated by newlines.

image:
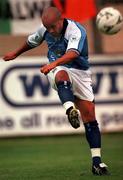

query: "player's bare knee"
xmin=55 ymin=70 xmax=70 ymax=83
xmin=79 ymin=103 xmax=96 ymax=122
xmin=81 ymin=111 xmax=95 ymax=122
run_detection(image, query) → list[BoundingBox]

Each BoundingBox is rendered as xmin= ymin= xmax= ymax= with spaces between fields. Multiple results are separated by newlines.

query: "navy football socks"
xmin=84 ymin=121 xmax=101 ymax=165
xmin=56 ymin=81 xmax=74 ymax=104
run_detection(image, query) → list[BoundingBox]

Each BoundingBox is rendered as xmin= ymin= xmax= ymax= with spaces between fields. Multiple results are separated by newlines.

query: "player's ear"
xmin=59 ymin=18 xmax=64 ymax=25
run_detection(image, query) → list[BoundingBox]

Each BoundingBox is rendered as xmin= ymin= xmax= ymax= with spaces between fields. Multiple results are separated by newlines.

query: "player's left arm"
xmin=40 ymin=50 xmax=79 ymax=75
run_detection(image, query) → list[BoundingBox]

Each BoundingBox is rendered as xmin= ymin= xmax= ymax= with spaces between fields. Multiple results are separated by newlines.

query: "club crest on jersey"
xmin=70 ymin=35 xmax=79 ymax=42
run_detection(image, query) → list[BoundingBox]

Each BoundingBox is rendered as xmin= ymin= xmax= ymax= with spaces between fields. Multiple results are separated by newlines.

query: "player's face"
xmin=47 ymin=20 xmax=62 ymax=36
xmin=42 ymin=17 xmax=63 ymax=37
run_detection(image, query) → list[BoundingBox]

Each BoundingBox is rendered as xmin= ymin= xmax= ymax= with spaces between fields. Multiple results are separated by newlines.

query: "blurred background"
xmin=0 ymin=0 xmax=123 ymax=56
xmin=0 ymin=1 xmax=123 ymax=179
xmin=0 ymin=0 xmax=123 ymax=137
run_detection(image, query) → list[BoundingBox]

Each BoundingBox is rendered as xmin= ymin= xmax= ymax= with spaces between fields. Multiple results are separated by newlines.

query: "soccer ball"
xmin=96 ymin=7 xmax=123 ymax=35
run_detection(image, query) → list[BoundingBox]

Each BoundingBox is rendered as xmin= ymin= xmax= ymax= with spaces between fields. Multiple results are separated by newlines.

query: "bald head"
xmin=41 ymin=7 xmax=63 ymax=37
xmin=42 ymin=7 xmax=61 ymax=21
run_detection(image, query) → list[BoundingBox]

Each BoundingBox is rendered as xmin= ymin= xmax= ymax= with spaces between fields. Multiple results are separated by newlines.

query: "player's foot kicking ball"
xmin=66 ymin=107 xmax=80 ymax=129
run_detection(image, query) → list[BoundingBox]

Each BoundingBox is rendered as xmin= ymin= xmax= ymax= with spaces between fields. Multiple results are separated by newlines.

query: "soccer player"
xmin=3 ymin=7 xmax=109 ymax=175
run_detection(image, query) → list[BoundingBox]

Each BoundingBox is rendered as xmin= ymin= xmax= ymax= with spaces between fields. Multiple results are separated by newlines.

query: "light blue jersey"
xmin=27 ymin=19 xmax=89 ymax=70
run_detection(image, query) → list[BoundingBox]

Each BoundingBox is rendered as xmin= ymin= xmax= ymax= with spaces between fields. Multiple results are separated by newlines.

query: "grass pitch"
xmin=0 ymin=133 xmax=123 ymax=180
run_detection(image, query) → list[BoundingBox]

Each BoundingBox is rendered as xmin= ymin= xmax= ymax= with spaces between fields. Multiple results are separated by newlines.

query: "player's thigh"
xmin=69 ymin=69 xmax=94 ymax=101
xmin=75 ymin=97 xmax=96 ymax=123
xmin=47 ymin=66 xmax=72 ymax=90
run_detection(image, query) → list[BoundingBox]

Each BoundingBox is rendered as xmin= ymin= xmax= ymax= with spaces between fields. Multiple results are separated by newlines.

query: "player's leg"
xmin=55 ymin=70 xmax=80 ymax=128
xmin=47 ymin=67 xmax=80 ymax=128
xmin=75 ymin=98 xmax=109 ymax=175
xmin=68 ymin=68 xmax=109 ymax=175
xmin=55 ymin=70 xmax=74 ymax=108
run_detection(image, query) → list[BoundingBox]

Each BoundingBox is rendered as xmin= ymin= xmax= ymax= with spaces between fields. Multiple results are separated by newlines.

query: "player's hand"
xmin=40 ymin=62 xmax=57 ymax=75
xmin=3 ymin=52 xmax=17 ymax=61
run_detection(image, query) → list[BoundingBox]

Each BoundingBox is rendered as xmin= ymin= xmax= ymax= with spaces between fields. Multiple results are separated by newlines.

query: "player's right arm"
xmin=3 ymin=25 xmax=46 ymax=61
xmin=3 ymin=42 xmax=32 ymax=61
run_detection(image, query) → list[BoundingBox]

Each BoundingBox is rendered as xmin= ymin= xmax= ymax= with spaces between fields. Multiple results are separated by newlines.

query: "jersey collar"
xmin=61 ymin=18 xmax=68 ymax=36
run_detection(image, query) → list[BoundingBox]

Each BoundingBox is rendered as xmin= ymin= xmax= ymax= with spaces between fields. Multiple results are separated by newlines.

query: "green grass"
xmin=0 ymin=133 xmax=123 ymax=180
